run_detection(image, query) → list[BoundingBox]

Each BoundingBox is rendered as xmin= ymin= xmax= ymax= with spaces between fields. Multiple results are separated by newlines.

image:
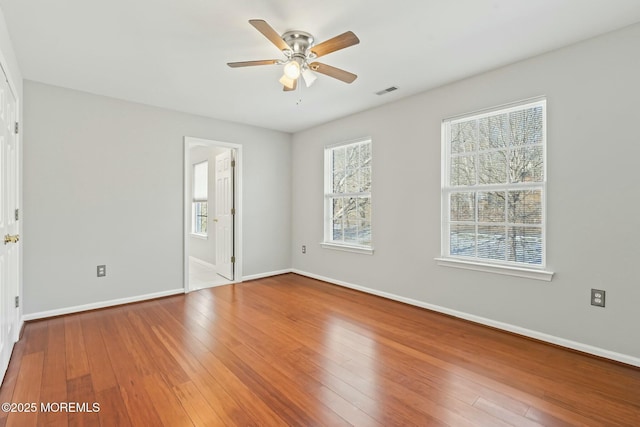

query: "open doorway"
xmin=184 ymin=137 xmax=242 ymax=292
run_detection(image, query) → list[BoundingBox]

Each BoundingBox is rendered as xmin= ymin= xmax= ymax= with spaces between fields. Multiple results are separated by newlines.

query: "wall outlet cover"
xmin=97 ymin=265 xmax=107 ymax=277
xmin=591 ymin=289 xmax=605 ymax=307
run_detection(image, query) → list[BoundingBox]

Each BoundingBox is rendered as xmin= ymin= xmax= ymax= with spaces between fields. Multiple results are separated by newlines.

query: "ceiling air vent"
xmin=375 ymin=86 xmax=398 ymax=96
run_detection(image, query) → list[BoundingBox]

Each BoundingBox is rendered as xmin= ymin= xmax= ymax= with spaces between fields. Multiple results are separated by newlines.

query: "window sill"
xmin=190 ymin=233 xmax=208 ymax=240
xmin=435 ymin=257 xmax=553 ymax=281
xmin=321 ymin=242 xmax=374 ymax=255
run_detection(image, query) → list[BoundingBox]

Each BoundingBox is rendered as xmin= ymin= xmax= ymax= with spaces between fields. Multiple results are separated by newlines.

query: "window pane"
xmin=345 ymin=197 xmax=358 ymax=222
xmin=344 ymin=198 xmax=358 ymax=244
xmin=193 ymin=202 xmax=208 ymax=235
xmin=360 ymin=142 xmax=372 ymax=167
xmin=477 ymin=226 xmax=506 ymax=260
xmin=450 ymin=192 xmax=475 ymax=222
xmin=450 ymin=224 xmax=476 ymax=257
xmin=509 ymin=146 xmax=543 ymax=183
xmin=358 ymin=221 xmax=371 ymax=245
xmin=332 ymin=197 xmax=344 ymax=241
xmin=357 ymin=197 xmax=371 ymax=222
xmin=507 ymin=227 xmax=542 ymax=264
xmin=345 ymin=169 xmax=358 ymax=193
xmin=198 ymin=216 xmax=207 ymax=234
xmin=451 ymin=121 xmax=477 ymax=154
xmin=510 ymin=106 xmax=543 ymax=146
xmin=508 ymin=190 xmax=542 ymax=224
xmin=333 ymin=147 xmax=345 ymax=171
xmin=346 ymin=144 xmax=359 ymax=168
xmin=451 ymin=155 xmax=476 ymax=186
xmin=359 ymin=167 xmax=372 ymax=192
xmin=478 ymin=191 xmax=505 ymax=223
xmin=333 ymin=171 xmax=345 ymax=193
xmin=479 ymin=113 xmax=509 ymax=150
xmin=193 ymin=161 xmax=208 ymax=200
xmin=478 ymin=150 xmax=507 ymax=184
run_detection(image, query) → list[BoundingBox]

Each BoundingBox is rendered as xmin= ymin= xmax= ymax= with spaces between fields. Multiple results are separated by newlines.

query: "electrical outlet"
xmin=97 ymin=265 xmax=106 ymax=277
xmin=591 ymin=289 xmax=605 ymax=307
xmin=302 ymin=245 xmax=306 ymax=254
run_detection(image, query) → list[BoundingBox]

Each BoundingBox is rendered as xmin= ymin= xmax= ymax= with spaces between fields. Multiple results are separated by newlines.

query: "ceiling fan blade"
xmin=309 ymin=62 xmax=357 ymax=84
xmin=249 ymin=19 xmax=290 ymax=52
xmin=283 ymin=79 xmax=297 ymax=91
xmin=311 ymin=31 xmax=360 ymax=58
xmin=227 ymin=59 xmax=279 ymax=68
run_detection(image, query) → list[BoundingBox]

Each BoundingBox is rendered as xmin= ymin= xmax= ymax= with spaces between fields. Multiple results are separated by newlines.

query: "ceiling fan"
xmin=227 ymin=19 xmax=360 ymax=91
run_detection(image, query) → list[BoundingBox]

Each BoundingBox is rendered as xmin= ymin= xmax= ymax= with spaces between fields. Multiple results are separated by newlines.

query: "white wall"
xmin=291 ymin=23 xmax=640 ymax=362
xmin=23 ymin=81 xmax=291 ymax=315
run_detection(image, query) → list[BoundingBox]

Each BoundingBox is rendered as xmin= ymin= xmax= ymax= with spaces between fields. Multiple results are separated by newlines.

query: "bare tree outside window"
xmin=443 ymin=100 xmax=546 ymax=266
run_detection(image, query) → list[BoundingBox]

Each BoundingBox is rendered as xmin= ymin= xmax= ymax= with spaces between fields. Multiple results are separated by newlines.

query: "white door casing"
xmin=215 ymin=149 xmax=234 ymax=281
xmin=0 ymin=71 xmax=19 ymax=382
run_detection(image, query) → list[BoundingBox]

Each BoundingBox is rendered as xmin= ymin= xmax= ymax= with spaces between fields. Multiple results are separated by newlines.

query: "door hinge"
xmin=231 ymin=160 xmax=236 ymax=167
xmin=231 ymin=208 xmax=235 ymax=215
xmin=15 ymin=208 xmax=19 ymax=221
xmin=14 ymin=296 xmax=19 ymax=308
xmin=231 ymin=256 xmax=235 ymax=263
xmin=14 ymin=122 xmax=19 ymax=134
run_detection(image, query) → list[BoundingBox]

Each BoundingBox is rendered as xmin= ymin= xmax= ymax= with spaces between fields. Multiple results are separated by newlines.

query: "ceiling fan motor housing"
xmin=282 ymin=30 xmax=315 ymax=60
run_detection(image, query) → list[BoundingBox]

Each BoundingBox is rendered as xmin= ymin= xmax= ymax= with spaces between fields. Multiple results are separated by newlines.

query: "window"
xmin=323 ymin=138 xmax=372 ymax=253
xmin=440 ymin=99 xmax=549 ymax=275
xmin=192 ymin=161 xmax=208 ymax=236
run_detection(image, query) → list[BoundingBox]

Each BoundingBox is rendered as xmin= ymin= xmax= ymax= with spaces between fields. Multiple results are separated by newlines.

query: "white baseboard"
xmin=291 ymin=269 xmax=640 ymax=368
xmin=242 ymin=269 xmax=293 ymax=281
xmin=22 ymin=288 xmax=185 ymax=321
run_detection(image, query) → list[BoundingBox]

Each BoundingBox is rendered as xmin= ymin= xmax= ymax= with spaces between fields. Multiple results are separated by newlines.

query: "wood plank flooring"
xmin=1 ymin=273 xmax=639 ymax=426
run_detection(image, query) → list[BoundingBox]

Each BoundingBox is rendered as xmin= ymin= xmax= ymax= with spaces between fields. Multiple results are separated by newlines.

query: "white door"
xmin=215 ymin=150 xmax=234 ymax=280
xmin=0 ymin=72 xmax=19 ymax=382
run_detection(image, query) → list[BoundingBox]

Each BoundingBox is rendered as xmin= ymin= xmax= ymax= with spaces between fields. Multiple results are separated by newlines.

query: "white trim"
xmin=435 ymin=257 xmax=553 ymax=281
xmin=320 ymin=242 xmax=374 ymax=255
xmin=22 ymin=288 xmax=185 ymax=321
xmin=291 ymin=269 xmax=639 ymax=368
xmin=242 ymin=269 xmax=293 ymax=281
xmin=184 ymin=137 xmax=243 ymax=292
xmin=190 ymin=233 xmax=208 ymax=240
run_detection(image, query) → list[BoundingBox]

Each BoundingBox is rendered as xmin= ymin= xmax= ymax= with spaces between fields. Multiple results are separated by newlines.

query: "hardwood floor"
xmin=1 ymin=273 xmax=638 ymax=426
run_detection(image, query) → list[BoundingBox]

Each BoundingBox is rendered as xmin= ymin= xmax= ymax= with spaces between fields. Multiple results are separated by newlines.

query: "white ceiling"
xmin=2 ymin=0 xmax=640 ymax=133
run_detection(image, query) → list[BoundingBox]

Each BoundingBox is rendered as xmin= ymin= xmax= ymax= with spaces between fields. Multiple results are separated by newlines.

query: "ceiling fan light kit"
xmin=228 ymin=19 xmax=360 ymax=91
xmin=283 ymin=59 xmax=301 ymax=79
xmin=301 ymin=67 xmax=317 ymax=87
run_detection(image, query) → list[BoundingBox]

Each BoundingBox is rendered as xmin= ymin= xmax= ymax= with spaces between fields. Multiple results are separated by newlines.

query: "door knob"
xmin=4 ymin=234 xmax=19 ymax=245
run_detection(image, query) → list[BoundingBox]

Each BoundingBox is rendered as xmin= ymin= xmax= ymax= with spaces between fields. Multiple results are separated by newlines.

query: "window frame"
xmin=192 ymin=160 xmax=208 ymax=238
xmin=437 ymin=98 xmax=553 ymax=281
xmin=322 ymin=137 xmax=373 ymax=255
